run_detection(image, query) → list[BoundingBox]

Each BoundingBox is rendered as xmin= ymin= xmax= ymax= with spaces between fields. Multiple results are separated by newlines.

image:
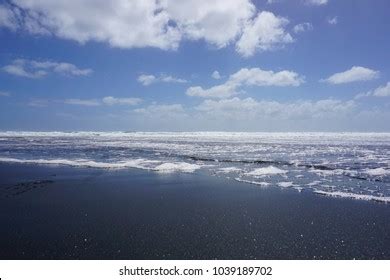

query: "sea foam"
xmin=313 ymin=190 xmax=390 ymax=203
xmin=0 ymin=157 xmax=158 ymax=169
xmin=154 ymin=162 xmax=203 ymax=173
xmin=0 ymin=157 xmax=202 ymax=173
xmin=364 ymin=167 xmax=390 ymax=176
xmin=1 ymin=132 xmax=389 ymax=203
xmin=246 ymin=166 xmax=287 ymax=177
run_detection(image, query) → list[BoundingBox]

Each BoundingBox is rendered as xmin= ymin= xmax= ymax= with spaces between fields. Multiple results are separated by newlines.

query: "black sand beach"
xmin=0 ymin=163 xmax=389 ymax=260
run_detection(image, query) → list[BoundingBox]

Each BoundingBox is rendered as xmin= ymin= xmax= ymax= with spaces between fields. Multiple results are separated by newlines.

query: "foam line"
xmin=314 ymin=190 xmax=390 ymax=203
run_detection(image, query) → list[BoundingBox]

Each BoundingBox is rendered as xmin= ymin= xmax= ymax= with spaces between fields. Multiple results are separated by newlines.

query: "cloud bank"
xmin=187 ymin=67 xmax=304 ymax=99
xmin=0 ymin=0 xmax=294 ymax=57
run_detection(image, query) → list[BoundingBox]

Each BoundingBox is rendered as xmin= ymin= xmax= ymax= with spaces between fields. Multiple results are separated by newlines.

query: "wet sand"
xmin=0 ymin=163 xmax=389 ymax=259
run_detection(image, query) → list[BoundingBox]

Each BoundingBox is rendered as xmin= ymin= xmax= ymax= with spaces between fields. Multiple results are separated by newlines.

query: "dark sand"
xmin=0 ymin=163 xmax=389 ymax=259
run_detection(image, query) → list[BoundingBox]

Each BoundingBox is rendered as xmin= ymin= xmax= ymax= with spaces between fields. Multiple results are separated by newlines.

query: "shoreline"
xmin=0 ymin=160 xmax=389 ymax=204
xmin=0 ymin=162 xmax=389 ymax=259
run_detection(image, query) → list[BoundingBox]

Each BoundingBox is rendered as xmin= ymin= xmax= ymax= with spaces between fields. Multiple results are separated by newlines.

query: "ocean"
xmin=0 ymin=132 xmax=389 ymax=203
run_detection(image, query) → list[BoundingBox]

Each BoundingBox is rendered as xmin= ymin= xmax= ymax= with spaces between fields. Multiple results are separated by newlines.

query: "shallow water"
xmin=1 ymin=164 xmax=390 ymax=259
xmin=0 ymin=132 xmax=389 ymax=202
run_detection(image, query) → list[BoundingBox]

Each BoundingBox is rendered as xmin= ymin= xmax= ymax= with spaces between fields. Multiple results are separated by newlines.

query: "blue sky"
xmin=0 ymin=0 xmax=389 ymax=131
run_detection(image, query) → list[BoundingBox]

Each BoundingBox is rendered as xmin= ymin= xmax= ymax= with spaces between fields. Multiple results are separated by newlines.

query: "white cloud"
xmin=102 ymin=96 xmax=142 ymax=106
xmin=322 ymin=66 xmax=379 ymax=84
xmin=138 ymin=73 xmax=187 ymax=86
xmin=50 ymin=62 xmax=92 ymax=76
xmin=328 ymin=16 xmax=338 ymax=25
xmin=28 ymin=97 xmax=142 ymax=107
xmin=195 ymin=97 xmax=264 ymax=120
xmin=160 ymin=75 xmax=187 ymax=84
xmin=357 ymin=82 xmax=390 ymax=99
xmin=3 ymin=59 xmax=47 ymax=78
xmin=1 ymin=1 xmax=298 ymax=57
xmin=126 ymin=97 xmax=367 ymax=131
xmin=236 ymin=11 xmax=293 ymax=57
xmin=187 ymin=67 xmax=304 ymax=99
xmin=0 ymin=4 xmax=18 ymax=30
xmin=195 ymin=97 xmax=355 ymax=120
xmin=64 ymin=97 xmax=142 ymax=106
xmin=304 ymin=0 xmax=328 ymax=6
xmin=5 ymin=0 xmax=181 ymax=50
xmin=353 ymin=92 xmax=371 ymax=100
xmin=130 ymin=103 xmax=191 ymax=130
xmin=137 ymin=75 xmax=156 ymax=86
xmin=0 ymin=3 xmax=51 ymax=34
xmin=293 ymin=22 xmax=313 ymax=33
xmin=0 ymin=91 xmax=10 ymax=97
xmin=372 ymin=82 xmax=390 ymax=97
xmin=133 ymin=103 xmax=187 ymax=118
xmin=2 ymin=0 xmax=255 ymax=52
xmin=64 ymin=99 xmax=100 ymax=106
xmin=186 ymin=83 xmax=239 ymax=99
xmin=267 ymin=0 xmax=281 ymax=3
xmin=230 ymin=67 xmax=304 ymax=86
xmin=165 ymin=0 xmax=255 ymax=48
xmin=211 ymin=70 xmax=221 ymax=80
xmin=2 ymin=59 xmax=92 ymax=78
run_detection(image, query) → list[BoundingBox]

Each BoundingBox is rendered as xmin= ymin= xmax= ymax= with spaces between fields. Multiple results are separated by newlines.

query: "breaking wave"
xmin=0 ymin=157 xmax=205 ymax=173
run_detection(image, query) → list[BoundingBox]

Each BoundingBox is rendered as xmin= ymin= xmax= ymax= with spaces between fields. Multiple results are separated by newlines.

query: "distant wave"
xmin=186 ymin=155 xmax=385 ymax=182
xmin=0 ymin=157 xmax=205 ymax=173
xmin=188 ymin=155 xmax=336 ymax=170
xmin=0 ymin=157 xmax=156 ymax=169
